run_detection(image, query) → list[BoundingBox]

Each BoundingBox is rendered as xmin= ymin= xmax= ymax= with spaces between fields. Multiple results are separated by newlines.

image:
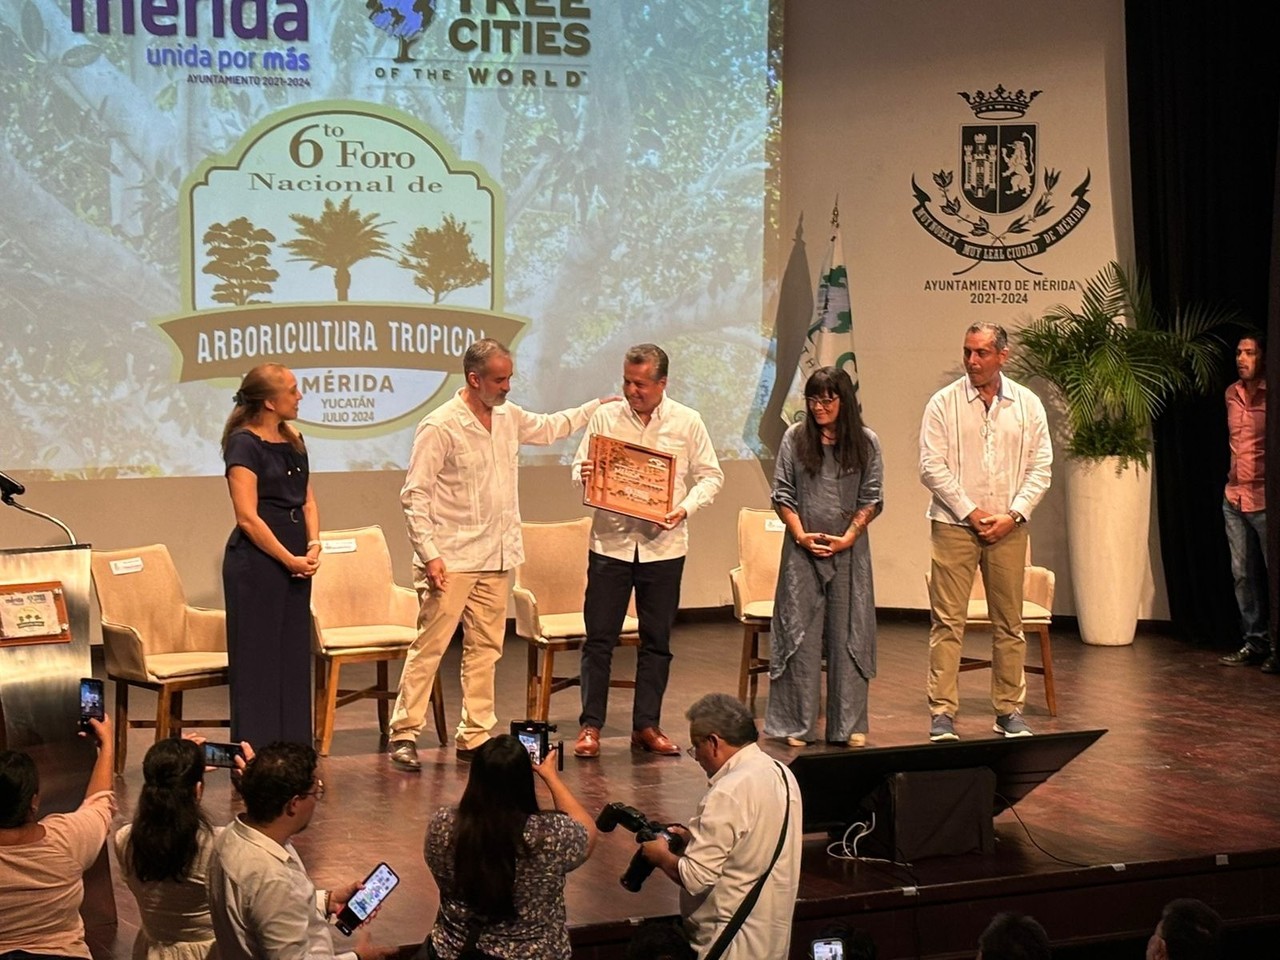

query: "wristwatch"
xmin=1009 ymin=510 xmax=1026 ymax=525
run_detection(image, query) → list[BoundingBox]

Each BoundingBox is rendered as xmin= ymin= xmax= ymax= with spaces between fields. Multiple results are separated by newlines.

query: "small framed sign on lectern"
xmin=0 ymin=581 xmax=72 ymax=648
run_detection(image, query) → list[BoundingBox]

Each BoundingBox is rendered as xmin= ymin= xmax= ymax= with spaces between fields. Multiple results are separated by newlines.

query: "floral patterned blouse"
xmin=425 ymin=806 xmax=589 ymax=960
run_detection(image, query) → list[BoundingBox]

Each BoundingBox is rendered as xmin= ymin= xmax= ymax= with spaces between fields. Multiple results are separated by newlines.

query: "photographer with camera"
xmin=638 ymin=694 xmax=802 ymax=960
xmin=423 ymin=735 xmax=597 ymax=960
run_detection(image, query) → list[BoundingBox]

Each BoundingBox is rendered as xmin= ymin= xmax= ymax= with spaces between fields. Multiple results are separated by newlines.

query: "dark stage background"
xmin=1126 ymin=0 xmax=1280 ymax=649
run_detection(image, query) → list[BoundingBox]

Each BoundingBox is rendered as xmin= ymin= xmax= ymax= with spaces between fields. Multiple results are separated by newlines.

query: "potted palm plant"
xmin=1009 ymin=261 xmax=1232 ymax=645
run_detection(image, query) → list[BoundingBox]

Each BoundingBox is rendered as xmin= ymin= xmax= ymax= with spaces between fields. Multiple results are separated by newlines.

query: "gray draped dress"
xmin=764 ymin=424 xmax=883 ymax=743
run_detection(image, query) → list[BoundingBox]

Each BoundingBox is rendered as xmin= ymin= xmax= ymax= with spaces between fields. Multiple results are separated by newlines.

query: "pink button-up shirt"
xmin=1225 ymin=379 xmax=1266 ymax=512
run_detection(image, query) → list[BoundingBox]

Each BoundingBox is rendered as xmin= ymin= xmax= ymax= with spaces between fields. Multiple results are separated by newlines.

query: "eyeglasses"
xmin=806 ymin=396 xmax=838 ymax=409
xmin=685 ymin=735 xmax=715 ymax=760
xmin=302 ymin=778 xmax=325 ymax=802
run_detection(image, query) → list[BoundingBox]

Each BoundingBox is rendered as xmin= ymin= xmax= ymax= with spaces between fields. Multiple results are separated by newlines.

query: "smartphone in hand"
xmin=202 ymin=741 xmax=246 ymax=768
xmin=78 ymin=678 xmax=105 ymax=729
xmin=335 ymin=862 xmax=399 ymax=936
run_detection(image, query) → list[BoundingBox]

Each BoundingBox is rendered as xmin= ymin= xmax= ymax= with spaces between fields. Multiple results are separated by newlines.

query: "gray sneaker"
xmin=388 ymin=739 xmax=421 ymax=771
xmin=929 ymin=713 xmax=958 ymax=742
xmin=993 ymin=711 xmax=1033 ymax=737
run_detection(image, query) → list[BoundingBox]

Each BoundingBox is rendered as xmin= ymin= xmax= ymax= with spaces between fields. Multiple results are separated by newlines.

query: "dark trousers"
xmin=222 ymin=512 xmax=313 ymax=745
xmin=579 ymin=551 xmax=685 ymax=730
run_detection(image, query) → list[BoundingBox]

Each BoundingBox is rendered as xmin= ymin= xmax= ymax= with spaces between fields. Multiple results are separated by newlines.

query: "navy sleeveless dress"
xmin=221 ymin=429 xmax=313 ymax=744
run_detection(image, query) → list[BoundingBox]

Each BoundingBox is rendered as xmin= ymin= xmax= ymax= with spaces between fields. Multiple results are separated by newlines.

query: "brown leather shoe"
xmin=574 ymin=725 xmax=601 ymax=759
xmin=388 ymin=740 xmax=421 ymax=771
xmin=630 ymin=726 xmax=681 ymax=756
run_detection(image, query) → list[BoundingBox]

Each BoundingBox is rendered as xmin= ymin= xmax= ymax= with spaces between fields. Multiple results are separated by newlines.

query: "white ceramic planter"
xmin=1064 ymin=456 xmax=1152 ymax=646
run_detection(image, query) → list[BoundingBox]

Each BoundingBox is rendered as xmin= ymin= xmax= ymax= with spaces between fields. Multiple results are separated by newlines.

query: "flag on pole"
xmin=781 ymin=201 xmax=859 ymax=425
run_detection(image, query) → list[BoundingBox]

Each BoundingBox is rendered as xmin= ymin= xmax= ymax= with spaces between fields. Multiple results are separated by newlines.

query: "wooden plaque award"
xmin=583 ymin=434 xmax=676 ymax=524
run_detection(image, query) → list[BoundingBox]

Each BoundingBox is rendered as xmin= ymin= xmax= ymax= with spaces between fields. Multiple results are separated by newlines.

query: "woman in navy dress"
xmin=221 ymin=363 xmax=319 ymax=745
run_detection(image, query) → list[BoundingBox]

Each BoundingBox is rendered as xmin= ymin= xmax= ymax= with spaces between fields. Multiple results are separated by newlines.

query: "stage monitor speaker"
xmin=788 ymin=728 xmax=1106 ymax=836
xmin=858 ymin=767 xmax=996 ymax=861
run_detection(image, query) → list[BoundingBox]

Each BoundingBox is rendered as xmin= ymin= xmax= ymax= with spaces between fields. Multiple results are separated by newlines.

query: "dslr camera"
xmin=596 ymin=801 xmax=686 ymax=891
xmin=510 ymin=720 xmax=562 ymax=770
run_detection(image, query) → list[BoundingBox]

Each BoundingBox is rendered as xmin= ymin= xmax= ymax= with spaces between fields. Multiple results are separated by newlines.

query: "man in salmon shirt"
xmin=1218 ymin=334 xmax=1272 ymax=673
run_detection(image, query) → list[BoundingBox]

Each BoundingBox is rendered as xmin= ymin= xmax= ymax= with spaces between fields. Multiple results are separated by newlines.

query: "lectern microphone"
xmin=0 ymin=470 xmax=25 ymax=502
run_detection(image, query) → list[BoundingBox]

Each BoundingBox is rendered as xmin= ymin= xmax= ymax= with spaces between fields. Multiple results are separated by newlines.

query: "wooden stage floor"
xmin=97 ymin=615 xmax=1280 ymax=959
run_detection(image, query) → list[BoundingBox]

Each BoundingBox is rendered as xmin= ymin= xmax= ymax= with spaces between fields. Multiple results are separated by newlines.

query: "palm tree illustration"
xmin=282 ymin=196 xmax=393 ymax=302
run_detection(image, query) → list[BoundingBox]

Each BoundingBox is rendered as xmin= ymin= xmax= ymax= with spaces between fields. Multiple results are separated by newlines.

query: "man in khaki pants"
xmin=388 ymin=338 xmax=608 ymax=769
xmin=919 ymin=322 xmax=1052 ymax=742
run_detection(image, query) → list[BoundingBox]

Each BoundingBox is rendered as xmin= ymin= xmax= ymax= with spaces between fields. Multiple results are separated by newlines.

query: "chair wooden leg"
xmin=1038 ymin=625 xmax=1057 ymax=716
xmin=738 ymin=624 xmax=753 ymax=707
xmin=313 ymin=655 xmax=326 ymax=749
xmin=169 ymin=690 xmax=184 ymax=737
xmin=749 ymin=628 xmax=765 ymax=714
xmin=156 ymin=688 xmax=173 ymax=742
xmin=537 ymin=646 xmax=555 ymax=722
xmin=317 ymin=659 xmax=341 ymax=756
xmin=526 ymin=642 xmax=539 ymax=719
xmin=429 ymin=674 xmax=447 ymax=746
xmin=376 ymin=661 xmax=391 ymax=734
xmin=114 ymin=680 xmax=129 ymax=775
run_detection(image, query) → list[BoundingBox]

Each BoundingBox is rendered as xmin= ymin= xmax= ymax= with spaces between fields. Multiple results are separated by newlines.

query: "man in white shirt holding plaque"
xmin=572 ymin=343 xmax=723 ymax=758
xmin=388 ymin=338 xmax=606 ymax=769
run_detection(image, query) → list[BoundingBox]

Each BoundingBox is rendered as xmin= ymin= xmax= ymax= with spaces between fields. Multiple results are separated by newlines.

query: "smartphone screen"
xmin=203 ymin=741 xmax=244 ymax=768
xmin=517 ymin=729 xmax=544 ymax=765
xmin=812 ymin=938 xmax=844 ymax=960
xmin=79 ymin=678 xmax=105 ymax=723
xmin=335 ymin=863 xmax=399 ymax=935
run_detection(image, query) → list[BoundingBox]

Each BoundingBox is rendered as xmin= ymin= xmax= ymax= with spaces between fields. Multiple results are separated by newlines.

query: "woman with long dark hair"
xmin=765 ymin=366 xmax=884 ymax=747
xmin=221 ymin=362 xmax=319 ymax=744
xmin=115 ymin=738 xmax=246 ymax=960
xmin=424 ymin=736 xmax=597 ymax=959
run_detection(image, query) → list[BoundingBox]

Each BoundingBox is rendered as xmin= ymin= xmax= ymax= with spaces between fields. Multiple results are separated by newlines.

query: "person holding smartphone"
xmin=221 ymin=362 xmax=320 ymax=746
xmin=0 ymin=716 xmax=115 ymax=959
xmin=115 ymin=736 xmax=252 ymax=960
xmin=423 ymin=735 xmax=598 ymax=959
xmin=208 ymin=742 xmax=398 ymax=960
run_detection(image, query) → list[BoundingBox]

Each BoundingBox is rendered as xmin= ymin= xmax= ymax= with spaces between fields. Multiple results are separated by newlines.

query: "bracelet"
xmin=307 ymin=539 xmax=321 ymax=548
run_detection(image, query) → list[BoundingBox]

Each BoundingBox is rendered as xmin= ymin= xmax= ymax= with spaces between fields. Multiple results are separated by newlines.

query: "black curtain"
xmin=1125 ymin=2 xmax=1280 ymax=646
xmin=1269 ymin=102 xmax=1280 ymax=656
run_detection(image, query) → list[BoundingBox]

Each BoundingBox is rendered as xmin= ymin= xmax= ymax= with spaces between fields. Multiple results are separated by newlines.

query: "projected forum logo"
xmin=363 ymin=0 xmax=590 ymax=88
xmin=910 ymin=86 xmax=1091 ymax=275
xmin=158 ymin=101 xmax=524 ymax=435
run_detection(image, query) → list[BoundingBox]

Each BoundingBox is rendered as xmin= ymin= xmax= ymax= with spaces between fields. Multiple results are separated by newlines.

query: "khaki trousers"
xmin=927 ymin=520 xmax=1028 ymax=717
xmin=388 ymin=569 xmax=511 ymax=749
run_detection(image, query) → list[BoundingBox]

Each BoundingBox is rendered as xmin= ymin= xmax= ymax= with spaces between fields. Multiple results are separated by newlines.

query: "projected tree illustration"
xmin=366 ymin=0 xmax=437 ymax=63
xmin=281 ymin=197 xmax=392 ymax=302
xmin=202 ymin=218 xmax=279 ymax=305
xmin=398 ymin=214 xmax=491 ymax=304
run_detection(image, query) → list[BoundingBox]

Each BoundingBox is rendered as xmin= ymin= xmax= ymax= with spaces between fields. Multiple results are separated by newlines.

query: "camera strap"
xmin=701 ymin=761 xmax=791 ymax=960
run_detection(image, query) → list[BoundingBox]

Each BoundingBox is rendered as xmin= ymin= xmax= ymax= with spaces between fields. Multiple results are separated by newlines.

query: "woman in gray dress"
xmin=765 ymin=366 xmax=883 ymax=747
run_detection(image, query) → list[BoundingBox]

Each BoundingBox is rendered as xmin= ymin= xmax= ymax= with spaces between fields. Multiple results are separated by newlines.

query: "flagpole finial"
xmin=830 ymin=197 xmax=840 ymax=230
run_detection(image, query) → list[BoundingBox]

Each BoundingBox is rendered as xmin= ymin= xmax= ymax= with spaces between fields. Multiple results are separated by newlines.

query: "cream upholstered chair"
xmin=927 ymin=537 xmax=1058 ymax=715
xmin=729 ymin=507 xmax=790 ymax=713
xmin=90 ymin=544 xmax=229 ymax=774
xmin=310 ymin=525 xmax=445 ymax=755
xmin=513 ymin=518 xmax=640 ymax=722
